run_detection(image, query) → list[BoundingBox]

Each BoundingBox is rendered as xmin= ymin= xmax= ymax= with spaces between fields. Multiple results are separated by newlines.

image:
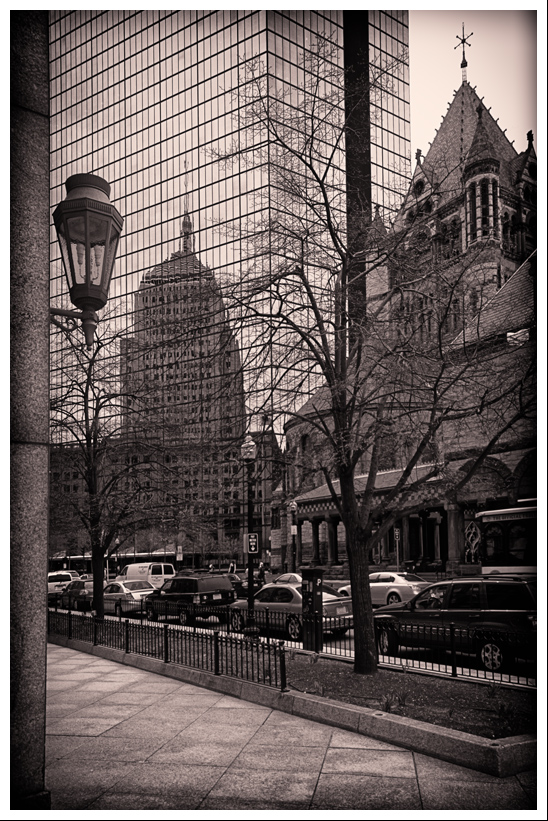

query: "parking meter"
xmin=302 ymin=567 xmax=323 ymax=652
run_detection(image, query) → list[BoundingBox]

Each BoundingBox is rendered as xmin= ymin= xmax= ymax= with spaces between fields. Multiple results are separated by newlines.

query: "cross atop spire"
xmin=455 ymin=23 xmax=473 ymax=83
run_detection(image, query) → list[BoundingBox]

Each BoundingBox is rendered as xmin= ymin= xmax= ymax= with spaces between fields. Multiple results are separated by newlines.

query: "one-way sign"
xmin=247 ymin=533 xmax=259 ymax=554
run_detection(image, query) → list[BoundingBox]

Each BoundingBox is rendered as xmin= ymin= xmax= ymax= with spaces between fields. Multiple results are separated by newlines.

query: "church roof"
xmin=392 ymin=81 xmax=520 ymax=230
xmin=452 ymin=251 xmax=536 ymax=346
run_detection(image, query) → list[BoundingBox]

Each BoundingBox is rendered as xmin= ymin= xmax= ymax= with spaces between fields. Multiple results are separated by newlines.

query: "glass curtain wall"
xmin=48 ymin=10 xmax=410 ymax=561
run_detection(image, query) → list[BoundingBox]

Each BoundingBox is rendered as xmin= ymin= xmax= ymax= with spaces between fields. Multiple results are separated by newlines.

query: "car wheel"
xmin=331 ymin=627 xmax=348 ymax=637
xmin=178 ymin=607 xmax=191 ymax=626
xmin=386 ymin=592 xmax=401 ymax=605
xmin=339 ymin=589 xmax=350 ymax=597
xmin=377 ymin=624 xmax=398 ymax=656
xmin=477 ymin=640 xmax=510 ymax=673
xmin=146 ymin=604 xmax=157 ymax=621
xmin=286 ymin=615 xmax=303 ymax=641
xmin=231 ymin=611 xmax=245 ymax=633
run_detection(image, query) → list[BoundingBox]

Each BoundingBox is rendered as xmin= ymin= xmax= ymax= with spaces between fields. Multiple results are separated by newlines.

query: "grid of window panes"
xmin=368 ymin=10 xmax=411 ymax=223
xmin=48 ymin=10 xmax=349 ymax=558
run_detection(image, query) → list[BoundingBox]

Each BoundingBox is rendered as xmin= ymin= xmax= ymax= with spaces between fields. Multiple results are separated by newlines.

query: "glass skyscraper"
xmin=48 ymin=10 xmax=410 ymax=563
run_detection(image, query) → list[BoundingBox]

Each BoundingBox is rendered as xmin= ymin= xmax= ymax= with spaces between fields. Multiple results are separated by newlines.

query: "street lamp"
xmin=288 ymin=499 xmax=298 ymax=573
xmin=241 ymin=433 xmax=259 ymax=639
xmin=52 ymin=173 xmax=124 ymax=348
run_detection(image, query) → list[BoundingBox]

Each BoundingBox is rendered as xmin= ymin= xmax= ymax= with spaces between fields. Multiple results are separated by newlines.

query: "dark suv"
xmin=374 ymin=575 xmax=536 ymax=673
xmin=145 ymin=573 xmax=235 ymax=625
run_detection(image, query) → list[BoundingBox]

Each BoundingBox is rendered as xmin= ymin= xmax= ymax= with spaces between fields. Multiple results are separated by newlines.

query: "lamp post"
xmin=289 ymin=499 xmax=298 ymax=573
xmin=52 ymin=173 xmax=124 ymax=348
xmin=241 ymin=433 xmax=259 ymax=638
xmin=53 ymin=173 xmax=123 ymax=618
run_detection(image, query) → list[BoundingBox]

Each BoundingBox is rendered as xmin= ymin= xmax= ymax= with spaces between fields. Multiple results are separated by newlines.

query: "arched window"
xmin=492 ymin=180 xmax=499 ymax=236
xmin=481 ymin=178 xmax=489 ymax=236
xmin=469 ymin=182 xmax=477 ymax=242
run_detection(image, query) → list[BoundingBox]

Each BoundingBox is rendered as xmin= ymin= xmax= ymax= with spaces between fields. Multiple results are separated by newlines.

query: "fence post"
xmin=278 ymin=641 xmax=288 ymax=692
xmin=265 ymin=607 xmax=270 ymax=644
xmin=214 ymin=629 xmax=220 ymax=675
xmin=163 ymin=622 xmax=169 ymax=664
xmin=68 ymin=608 xmax=72 ymax=640
xmin=93 ymin=615 xmax=97 ymax=646
xmin=125 ymin=618 xmax=129 ymax=654
xmin=450 ymin=622 xmax=457 ymax=677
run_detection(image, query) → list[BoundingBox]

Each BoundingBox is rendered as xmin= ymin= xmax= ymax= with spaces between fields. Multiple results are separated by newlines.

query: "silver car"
xmin=338 ymin=572 xmax=430 ymax=606
xmin=229 ymin=582 xmax=353 ymax=640
xmin=103 ymin=580 xmax=155 ymax=617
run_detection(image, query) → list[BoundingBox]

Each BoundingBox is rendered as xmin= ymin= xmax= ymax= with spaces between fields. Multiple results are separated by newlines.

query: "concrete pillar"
xmin=402 ymin=515 xmax=410 ymax=563
xmin=10 ymin=10 xmax=51 ymax=810
xmin=445 ymin=503 xmax=465 ymax=574
xmin=326 ymin=518 xmax=337 ymax=565
xmin=433 ymin=513 xmax=441 ymax=561
xmin=296 ymin=521 xmax=303 ymax=568
xmin=311 ymin=519 xmax=321 ymax=565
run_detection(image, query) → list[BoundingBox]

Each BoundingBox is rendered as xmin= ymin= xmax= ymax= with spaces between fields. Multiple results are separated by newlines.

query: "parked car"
xmin=374 ymin=575 xmax=537 ymax=672
xmin=272 ymin=573 xmax=342 ymax=598
xmin=338 ymin=572 xmax=430 ymax=606
xmin=103 ymin=580 xmax=156 ymax=617
xmin=115 ymin=562 xmax=176 ymax=589
xmin=229 ymin=582 xmax=353 ymax=641
xmin=47 ymin=571 xmax=76 ymax=603
xmin=145 ymin=573 xmax=236 ymax=625
xmin=58 ymin=578 xmax=95 ymax=611
xmin=273 ymin=572 xmax=302 ymax=585
xmin=224 ymin=573 xmax=248 ymax=599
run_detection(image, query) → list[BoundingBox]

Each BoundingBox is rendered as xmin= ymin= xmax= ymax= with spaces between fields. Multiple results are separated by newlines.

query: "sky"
xmin=408 ymin=9 xmax=540 ymax=163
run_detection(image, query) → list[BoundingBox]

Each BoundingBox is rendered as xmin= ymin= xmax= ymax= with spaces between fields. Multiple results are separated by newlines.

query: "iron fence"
xmin=49 ymin=602 xmax=536 ymax=688
xmin=374 ymin=619 xmax=536 ymax=687
xmin=47 ymin=609 xmax=287 ymax=691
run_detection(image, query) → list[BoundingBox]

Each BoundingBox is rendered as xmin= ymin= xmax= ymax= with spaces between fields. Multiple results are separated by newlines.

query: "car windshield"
xmin=125 ymin=581 xmax=154 ymax=591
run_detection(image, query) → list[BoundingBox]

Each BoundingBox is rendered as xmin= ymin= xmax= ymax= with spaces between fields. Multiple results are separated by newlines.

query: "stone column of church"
xmin=311 ymin=519 xmax=321 ymax=565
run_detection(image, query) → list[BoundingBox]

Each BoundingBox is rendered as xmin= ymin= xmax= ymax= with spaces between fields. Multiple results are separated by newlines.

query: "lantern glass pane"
xmin=67 ymin=216 xmax=86 ymax=284
xmin=56 ymin=221 xmax=73 ymax=287
xmin=88 ymin=214 xmax=110 ymax=285
xmin=103 ymin=221 xmax=122 ymax=293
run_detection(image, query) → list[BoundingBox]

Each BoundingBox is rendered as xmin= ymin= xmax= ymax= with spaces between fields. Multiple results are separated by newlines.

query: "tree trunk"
xmin=338 ymin=469 xmax=377 ymax=674
xmin=91 ymin=548 xmax=105 ymax=618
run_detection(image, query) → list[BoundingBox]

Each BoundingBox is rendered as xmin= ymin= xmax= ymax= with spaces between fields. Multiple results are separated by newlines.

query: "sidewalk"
xmin=45 ymin=643 xmax=536 ymax=810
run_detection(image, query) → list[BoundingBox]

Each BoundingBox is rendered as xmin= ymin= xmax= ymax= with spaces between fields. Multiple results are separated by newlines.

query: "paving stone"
xmin=419 ymin=778 xmax=535 ymax=810
xmin=322 ymin=747 xmax=416 ymax=778
xmin=311 ymin=773 xmax=423 ymax=809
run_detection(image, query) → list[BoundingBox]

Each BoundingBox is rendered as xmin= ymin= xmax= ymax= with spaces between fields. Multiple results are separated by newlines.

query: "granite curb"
xmin=48 ymin=634 xmax=536 ymax=778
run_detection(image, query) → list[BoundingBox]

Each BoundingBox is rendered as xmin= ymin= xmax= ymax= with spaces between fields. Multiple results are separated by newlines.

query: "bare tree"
xmin=214 ymin=36 xmax=535 ymax=673
xmin=49 ymin=310 xmax=196 ymax=616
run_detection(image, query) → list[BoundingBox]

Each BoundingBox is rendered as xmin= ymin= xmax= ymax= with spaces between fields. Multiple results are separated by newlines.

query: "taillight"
xmin=193 ymin=594 xmax=201 ymax=604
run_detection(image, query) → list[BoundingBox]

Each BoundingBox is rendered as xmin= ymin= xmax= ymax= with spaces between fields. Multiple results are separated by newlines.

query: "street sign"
xmin=247 ymin=533 xmax=259 ymax=554
xmin=394 ymin=528 xmax=400 ymax=541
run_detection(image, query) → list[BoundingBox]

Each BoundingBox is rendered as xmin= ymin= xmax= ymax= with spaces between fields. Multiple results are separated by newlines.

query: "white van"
xmin=115 ymin=562 xmax=176 ymax=588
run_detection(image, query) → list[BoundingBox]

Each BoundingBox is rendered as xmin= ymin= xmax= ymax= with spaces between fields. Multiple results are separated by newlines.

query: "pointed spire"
xmin=455 ymin=23 xmax=473 ymax=84
xmin=179 ymin=160 xmax=195 ymax=254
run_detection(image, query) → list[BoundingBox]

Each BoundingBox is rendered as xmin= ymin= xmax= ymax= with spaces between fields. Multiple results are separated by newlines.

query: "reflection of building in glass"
xmin=48 ymin=11 xmax=410 ymax=563
xmin=120 ymin=209 xmax=250 ymax=557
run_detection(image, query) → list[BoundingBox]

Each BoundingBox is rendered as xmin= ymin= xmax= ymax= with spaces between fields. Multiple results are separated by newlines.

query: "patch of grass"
xmin=285 ymin=654 xmax=536 ymax=740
